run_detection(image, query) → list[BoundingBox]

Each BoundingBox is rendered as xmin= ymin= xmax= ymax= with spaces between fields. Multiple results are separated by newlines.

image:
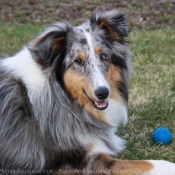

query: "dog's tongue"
xmin=95 ymin=101 xmax=106 ymax=108
xmin=93 ymin=100 xmax=108 ymax=110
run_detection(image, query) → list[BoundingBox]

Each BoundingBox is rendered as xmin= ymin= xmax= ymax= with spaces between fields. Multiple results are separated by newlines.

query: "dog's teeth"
xmin=95 ymin=101 xmax=99 ymax=106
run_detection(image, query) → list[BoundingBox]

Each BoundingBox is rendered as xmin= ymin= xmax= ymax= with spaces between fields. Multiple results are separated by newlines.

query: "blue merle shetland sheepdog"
xmin=0 ymin=9 xmax=175 ymax=175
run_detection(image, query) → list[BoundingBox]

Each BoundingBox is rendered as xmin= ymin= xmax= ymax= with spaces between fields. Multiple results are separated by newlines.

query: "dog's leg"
xmin=82 ymin=154 xmax=175 ymax=175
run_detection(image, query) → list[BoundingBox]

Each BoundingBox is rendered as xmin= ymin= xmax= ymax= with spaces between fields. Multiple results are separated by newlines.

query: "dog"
xmin=0 ymin=9 xmax=175 ymax=175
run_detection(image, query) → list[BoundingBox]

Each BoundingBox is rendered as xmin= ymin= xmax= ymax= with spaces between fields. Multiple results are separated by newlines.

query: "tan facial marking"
xmin=64 ymin=69 xmax=108 ymax=124
xmin=77 ymin=51 xmax=86 ymax=61
xmin=95 ymin=46 xmax=102 ymax=55
xmin=108 ymin=64 xmax=124 ymax=104
xmin=64 ymin=69 xmax=87 ymax=105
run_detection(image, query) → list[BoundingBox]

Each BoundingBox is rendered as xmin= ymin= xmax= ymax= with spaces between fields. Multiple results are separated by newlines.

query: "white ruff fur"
xmin=105 ymin=99 xmax=128 ymax=127
xmin=2 ymin=47 xmax=50 ymax=108
xmin=2 ymin=47 xmax=47 ymax=89
xmin=89 ymin=138 xmax=116 ymax=155
xmin=87 ymin=135 xmax=126 ymax=156
xmin=89 ymin=99 xmax=127 ymax=155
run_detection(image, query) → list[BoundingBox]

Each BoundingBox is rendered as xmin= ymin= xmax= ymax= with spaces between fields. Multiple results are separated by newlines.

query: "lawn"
xmin=0 ymin=23 xmax=175 ymax=163
xmin=119 ymin=29 xmax=175 ymax=162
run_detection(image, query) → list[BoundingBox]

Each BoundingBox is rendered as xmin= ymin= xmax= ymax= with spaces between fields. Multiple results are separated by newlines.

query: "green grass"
xmin=119 ymin=29 xmax=175 ymax=162
xmin=0 ymin=23 xmax=45 ymax=56
xmin=0 ymin=24 xmax=175 ymax=162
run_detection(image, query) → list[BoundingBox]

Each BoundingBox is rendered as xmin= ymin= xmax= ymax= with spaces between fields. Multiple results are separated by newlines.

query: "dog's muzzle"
xmin=92 ymin=86 xmax=109 ymax=110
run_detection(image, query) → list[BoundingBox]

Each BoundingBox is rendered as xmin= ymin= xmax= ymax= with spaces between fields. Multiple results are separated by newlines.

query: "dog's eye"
xmin=100 ymin=54 xmax=108 ymax=61
xmin=74 ymin=58 xmax=84 ymax=66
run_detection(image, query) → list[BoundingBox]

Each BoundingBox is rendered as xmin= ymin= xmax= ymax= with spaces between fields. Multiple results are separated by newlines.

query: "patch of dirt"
xmin=0 ymin=0 xmax=175 ymax=30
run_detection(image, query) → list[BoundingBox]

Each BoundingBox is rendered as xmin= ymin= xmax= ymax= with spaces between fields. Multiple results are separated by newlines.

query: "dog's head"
xmin=30 ymin=9 xmax=131 ymax=123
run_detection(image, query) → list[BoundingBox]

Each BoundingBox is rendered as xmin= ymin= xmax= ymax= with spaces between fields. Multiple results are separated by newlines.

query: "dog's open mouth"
xmin=92 ymin=100 xmax=108 ymax=110
xmin=83 ymin=90 xmax=108 ymax=110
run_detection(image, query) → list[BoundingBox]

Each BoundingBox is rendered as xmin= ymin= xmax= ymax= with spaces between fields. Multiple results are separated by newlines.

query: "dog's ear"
xmin=90 ymin=9 xmax=128 ymax=42
xmin=29 ymin=22 xmax=72 ymax=68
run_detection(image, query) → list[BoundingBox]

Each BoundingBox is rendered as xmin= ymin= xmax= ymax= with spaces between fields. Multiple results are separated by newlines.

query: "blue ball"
xmin=152 ymin=127 xmax=172 ymax=145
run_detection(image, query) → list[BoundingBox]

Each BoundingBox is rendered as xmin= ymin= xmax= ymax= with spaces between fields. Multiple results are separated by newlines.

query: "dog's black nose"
xmin=95 ymin=86 xmax=109 ymax=100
